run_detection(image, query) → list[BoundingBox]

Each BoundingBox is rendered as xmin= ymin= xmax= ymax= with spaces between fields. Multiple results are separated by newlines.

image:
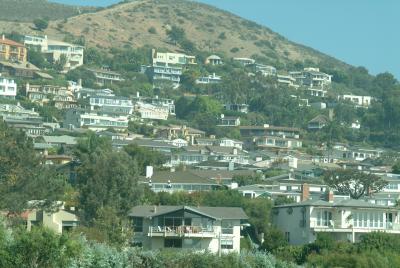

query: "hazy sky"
xmin=51 ymin=0 xmax=399 ymax=79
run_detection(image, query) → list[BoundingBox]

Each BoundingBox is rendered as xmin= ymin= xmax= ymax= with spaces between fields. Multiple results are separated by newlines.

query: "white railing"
xmin=310 ymin=219 xmax=400 ymax=231
xmin=149 ymin=226 xmax=215 ymax=236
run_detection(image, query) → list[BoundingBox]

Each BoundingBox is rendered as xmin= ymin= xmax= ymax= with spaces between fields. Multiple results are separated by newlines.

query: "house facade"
xmin=273 ymin=199 xmax=400 ymax=245
xmin=87 ymin=68 xmax=124 ymax=86
xmin=27 ymin=208 xmax=79 ymax=234
xmin=196 ymin=73 xmax=222 ymax=84
xmin=339 ymin=94 xmax=374 ymax=108
xmin=24 ymin=35 xmax=84 ymax=72
xmin=0 ymin=74 xmax=17 ymax=99
xmin=129 ymin=205 xmax=247 ymax=254
xmin=218 ymin=115 xmax=240 ymax=127
xmin=135 ymin=102 xmax=169 ymax=120
xmin=64 ymin=109 xmax=129 ymax=131
xmin=90 ymin=95 xmax=134 ymax=115
xmin=0 ymin=35 xmax=27 ymax=62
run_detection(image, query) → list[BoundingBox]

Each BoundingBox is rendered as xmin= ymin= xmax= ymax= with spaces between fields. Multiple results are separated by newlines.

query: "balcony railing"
xmin=148 ymin=226 xmax=216 ymax=237
xmin=310 ymin=219 xmax=400 ymax=231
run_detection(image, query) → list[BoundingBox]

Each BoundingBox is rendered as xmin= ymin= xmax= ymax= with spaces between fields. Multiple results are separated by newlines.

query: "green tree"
xmin=166 ymin=26 xmax=186 ymax=45
xmin=323 ymin=169 xmax=388 ymax=199
xmin=261 ymin=227 xmax=288 ymax=252
xmin=76 ymin=149 xmax=142 ymax=222
xmin=53 ymin=54 xmax=68 ymax=72
xmin=123 ymin=144 xmax=166 ymax=175
xmin=33 ymin=18 xmax=49 ymax=31
xmin=392 ymin=161 xmax=400 ymax=174
xmin=0 ymin=121 xmax=66 ymax=212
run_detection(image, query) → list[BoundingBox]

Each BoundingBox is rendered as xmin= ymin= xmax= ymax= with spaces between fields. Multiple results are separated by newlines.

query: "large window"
xmin=353 ymin=212 xmax=384 ymax=228
xmin=316 ymin=210 xmax=332 ymax=227
xmin=164 ymin=239 xmax=182 ymax=248
xmin=221 ymin=239 xmax=233 ymax=249
xmin=132 ymin=217 xmax=143 ymax=232
xmin=221 ymin=220 xmax=234 ymax=234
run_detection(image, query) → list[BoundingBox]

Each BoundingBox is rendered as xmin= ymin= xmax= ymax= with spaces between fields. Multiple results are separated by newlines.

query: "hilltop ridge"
xmin=0 ymin=0 xmax=348 ymax=71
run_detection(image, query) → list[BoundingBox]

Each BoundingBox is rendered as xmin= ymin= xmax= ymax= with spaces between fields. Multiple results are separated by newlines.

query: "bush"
xmin=148 ymin=26 xmax=157 ymax=34
xmin=230 ymin=47 xmax=239 ymax=53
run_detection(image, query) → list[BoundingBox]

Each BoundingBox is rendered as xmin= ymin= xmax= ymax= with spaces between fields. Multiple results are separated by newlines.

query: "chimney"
xmin=221 ymin=113 xmax=224 ymax=119
xmin=136 ymin=91 xmax=140 ymax=98
xmin=301 ymin=183 xmax=309 ymax=201
xmin=152 ymin=206 xmax=157 ymax=213
xmin=327 ymin=190 xmax=334 ymax=203
xmin=78 ymin=79 xmax=82 ymax=87
xmin=1 ymin=34 xmax=4 ymax=40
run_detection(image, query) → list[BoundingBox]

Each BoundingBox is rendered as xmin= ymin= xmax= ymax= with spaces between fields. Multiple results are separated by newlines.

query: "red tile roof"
xmin=0 ymin=37 xmax=25 ymax=47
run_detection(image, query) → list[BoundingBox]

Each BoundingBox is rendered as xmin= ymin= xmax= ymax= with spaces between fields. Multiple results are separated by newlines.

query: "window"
xmin=222 ymin=220 xmax=234 ymax=234
xmin=285 ymin=232 xmax=290 ymax=243
xmin=221 ymin=239 xmax=233 ymax=249
xmin=316 ymin=210 xmax=332 ymax=227
xmin=164 ymin=238 xmax=182 ymax=248
xmin=132 ymin=217 xmax=143 ymax=232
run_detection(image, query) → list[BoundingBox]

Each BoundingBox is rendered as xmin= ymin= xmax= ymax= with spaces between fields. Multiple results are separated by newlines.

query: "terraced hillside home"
xmin=273 ymin=198 xmax=400 ymax=245
xmin=24 ymin=35 xmax=84 ymax=72
xmin=252 ymin=64 xmax=277 ymax=76
xmin=196 ymin=73 xmax=222 ymax=84
xmin=338 ymin=94 xmax=374 ymax=108
xmin=141 ymin=170 xmax=223 ymax=193
xmin=89 ymin=95 xmax=134 ymax=115
xmin=151 ymin=49 xmax=196 ymax=65
xmin=26 ymin=206 xmax=79 ymax=234
xmin=0 ymin=34 xmax=27 ymax=62
xmin=0 ymin=74 xmax=17 ymax=99
xmin=64 ymin=109 xmax=129 ymax=131
xmin=205 ymin=55 xmax=223 ymax=65
xmin=86 ymin=68 xmax=124 ymax=86
xmin=129 ymin=205 xmax=248 ymax=254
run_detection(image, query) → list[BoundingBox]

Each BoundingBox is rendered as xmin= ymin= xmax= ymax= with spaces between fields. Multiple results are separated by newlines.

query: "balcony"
xmin=310 ymin=219 xmax=400 ymax=233
xmin=148 ymin=226 xmax=216 ymax=238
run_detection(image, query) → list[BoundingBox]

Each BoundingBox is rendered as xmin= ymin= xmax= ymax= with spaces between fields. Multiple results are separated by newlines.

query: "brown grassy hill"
xmin=0 ymin=0 xmax=97 ymax=22
xmin=0 ymin=0 xmax=348 ymax=69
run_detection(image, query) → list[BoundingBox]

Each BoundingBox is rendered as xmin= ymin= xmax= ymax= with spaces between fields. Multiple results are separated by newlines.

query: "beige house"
xmin=129 ymin=205 xmax=248 ymax=254
xmin=26 ymin=208 xmax=79 ymax=234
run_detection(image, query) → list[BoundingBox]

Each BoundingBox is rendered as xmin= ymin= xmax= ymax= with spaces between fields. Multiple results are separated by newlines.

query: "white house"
xmin=253 ymin=64 xmax=276 ymax=76
xmin=255 ymin=136 xmax=302 ymax=150
xmin=290 ymin=68 xmax=332 ymax=89
xmin=339 ymin=94 xmax=374 ymax=108
xmin=218 ymin=114 xmax=240 ymax=127
xmin=129 ymin=205 xmax=248 ymax=254
xmin=89 ymin=95 xmax=134 ymax=115
xmin=64 ymin=109 xmax=129 ymax=131
xmin=152 ymin=49 xmax=196 ymax=65
xmin=277 ymin=74 xmax=298 ymax=88
xmin=87 ymin=68 xmax=124 ymax=86
xmin=205 ymin=55 xmax=223 ymax=65
xmin=218 ymin=138 xmax=243 ymax=150
xmin=196 ymin=73 xmax=222 ymax=84
xmin=233 ymin=57 xmax=255 ymax=66
xmin=24 ymin=35 xmax=84 ymax=72
xmin=0 ymin=74 xmax=17 ymax=99
xmin=273 ymin=198 xmax=400 ymax=245
xmin=135 ymin=102 xmax=169 ymax=120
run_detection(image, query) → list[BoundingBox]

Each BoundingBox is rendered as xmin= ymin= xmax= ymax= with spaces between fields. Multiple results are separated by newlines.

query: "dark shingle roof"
xmin=128 ymin=205 xmax=248 ymax=220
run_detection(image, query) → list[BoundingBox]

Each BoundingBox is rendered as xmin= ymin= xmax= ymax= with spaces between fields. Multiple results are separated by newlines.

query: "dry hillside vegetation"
xmin=0 ymin=0 xmax=347 ymax=68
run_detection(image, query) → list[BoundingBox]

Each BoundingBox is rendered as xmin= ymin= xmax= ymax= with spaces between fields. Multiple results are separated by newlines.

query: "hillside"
xmin=0 ymin=0 xmax=349 ymax=70
xmin=0 ymin=0 xmax=98 ymax=22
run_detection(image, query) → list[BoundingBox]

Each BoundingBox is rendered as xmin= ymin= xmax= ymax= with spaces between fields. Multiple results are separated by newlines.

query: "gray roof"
xmin=42 ymin=135 xmax=77 ymax=145
xmin=128 ymin=205 xmax=248 ymax=220
xmin=274 ymin=198 xmax=396 ymax=210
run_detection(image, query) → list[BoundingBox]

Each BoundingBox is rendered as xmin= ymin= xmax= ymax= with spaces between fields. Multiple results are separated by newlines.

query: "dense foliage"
xmin=0 ymin=222 xmax=296 ymax=268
